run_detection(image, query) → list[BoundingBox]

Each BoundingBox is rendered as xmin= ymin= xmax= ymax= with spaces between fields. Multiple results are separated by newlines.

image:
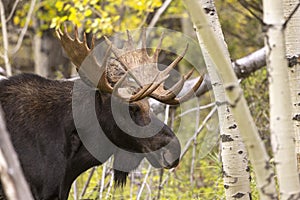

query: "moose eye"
xmin=129 ymin=104 xmax=141 ymax=113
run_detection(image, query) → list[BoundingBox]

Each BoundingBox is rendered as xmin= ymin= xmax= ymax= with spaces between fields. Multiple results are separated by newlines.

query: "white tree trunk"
xmin=195 ymin=1 xmax=250 ymax=199
xmin=283 ymin=0 xmax=300 ymax=171
xmin=0 ymin=107 xmax=34 ymax=200
xmin=0 ymin=0 xmax=12 ymax=76
xmin=263 ymin=0 xmax=300 ymax=199
xmin=184 ymin=0 xmax=278 ymax=199
xmin=33 ymin=33 xmax=49 ymax=77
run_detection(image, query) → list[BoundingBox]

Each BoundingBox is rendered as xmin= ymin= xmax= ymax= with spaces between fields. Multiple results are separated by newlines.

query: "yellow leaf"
xmin=64 ymin=4 xmax=71 ymax=11
xmin=84 ymin=9 xmax=93 ymax=17
xmin=13 ymin=16 xmax=20 ymax=25
xmin=55 ymin=1 xmax=64 ymax=11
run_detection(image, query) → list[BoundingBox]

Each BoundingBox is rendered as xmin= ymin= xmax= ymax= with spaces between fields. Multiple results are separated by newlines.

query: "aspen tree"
xmin=263 ymin=0 xmax=300 ymax=199
xmin=195 ymin=1 xmax=250 ymax=199
xmin=184 ymin=0 xmax=277 ymax=199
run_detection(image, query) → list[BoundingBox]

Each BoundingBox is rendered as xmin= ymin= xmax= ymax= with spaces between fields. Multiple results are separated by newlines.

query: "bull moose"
xmin=0 ymin=26 xmax=203 ymax=200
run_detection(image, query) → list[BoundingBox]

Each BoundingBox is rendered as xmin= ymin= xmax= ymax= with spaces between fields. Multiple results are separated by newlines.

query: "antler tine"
xmin=129 ymin=73 xmax=169 ymax=102
xmin=104 ymin=36 xmax=128 ymax=70
xmin=141 ymin=28 xmax=147 ymax=50
xmin=174 ymin=75 xmax=204 ymax=103
xmin=124 ymin=30 xmax=134 ymax=50
xmin=161 ymin=43 xmax=189 ymax=77
xmin=152 ymin=32 xmax=164 ymax=61
xmin=56 ymin=24 xmax=92 ymax=68
xmin=163 ymin=69 xmax=194 ymax=97
xmin=151 ymin=74 xmax=204 ymax=105
xmin=74 ymin=25 xmax=79 ymax=40
xmin=96 ymin=43 xmax=114 ymax=93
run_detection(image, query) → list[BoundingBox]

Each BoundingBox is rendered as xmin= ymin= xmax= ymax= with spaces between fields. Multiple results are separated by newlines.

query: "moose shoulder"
xmin=0 ymin=27 xmax=203 ymax=200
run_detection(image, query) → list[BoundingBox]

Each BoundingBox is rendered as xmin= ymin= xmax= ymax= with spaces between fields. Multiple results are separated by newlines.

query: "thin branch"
xmin=181 ymin=106 xmax=217 ymax=159
xmin=79 ymin=167 xmax=96 ymax=198
xmin=148 ymin=0 xmax=172 ymax=28
xmin=190 ymin=97 xmax=200 ymax=186
xmin=136 ymin=165 xmax=152 ymax=200
xmin=104 ymin=166 xmax=114 ymax=199
xmin=99 ymin=163 xmax=107 ymax=199
xmin=238 ymin=0 xmax=264 ymax=24
xmin=10 ymin=0 xmax=36 ymax=55
xmin=0 ymin=0 xmax=12 ymax=76
xmin=176 ymin=102 xmax=215 ymax=118
xmin=283 ymin=1 xmax=300 ymax=28
xmin=156 ymin=169 xmax=164 ymax=200
xmin=6 ymin=0 xmax=20 ymax=22
xmin=73 ymin=180 xmax=78 ymax=200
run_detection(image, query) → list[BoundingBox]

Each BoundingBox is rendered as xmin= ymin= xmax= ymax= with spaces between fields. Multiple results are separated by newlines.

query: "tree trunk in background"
xmin=33 ymin=28 xmax=71 ymax=78
xmin=283 ymin=0 xmax=300 ymax=172
xmin=196 ymin=1 xmax=250 ymax=199
xmin=0 ymin=106 xmax=34 ymax=200
xmin=33 ymin=32 xmax=49 ymax=77
xmin=184 ymin=0 xmax=278 ymax=199
xmin=263 ymin=0 xmax=300 ymax=199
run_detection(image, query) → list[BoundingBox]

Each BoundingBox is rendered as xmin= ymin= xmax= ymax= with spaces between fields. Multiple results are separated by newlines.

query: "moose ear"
xmin=113 ymin=150 xmax=144 ymax=187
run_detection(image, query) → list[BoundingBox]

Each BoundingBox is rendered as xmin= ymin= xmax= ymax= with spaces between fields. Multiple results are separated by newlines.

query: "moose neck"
xmin=60 ymin=141 xmax=101 ymax=200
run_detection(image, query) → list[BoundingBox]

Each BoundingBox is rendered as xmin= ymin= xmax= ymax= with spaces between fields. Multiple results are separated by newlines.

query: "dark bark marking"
xmin=233 ymin=193 xmax=245 ymax=198
xmin=293 ymin=114 xmax=300 ymax=121
xmin=228 ymin=124 xmax=237 ymax=129
xmin=221 ymin=134 xmax=234 ymax=142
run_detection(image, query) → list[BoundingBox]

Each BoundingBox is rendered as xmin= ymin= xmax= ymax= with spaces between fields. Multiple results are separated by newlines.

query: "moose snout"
xmin=162 ymin=150 xmax=180 ymax=169
xmin=161 ymin=136 xmax=181 ymax=169
xmin=145 ymin=134 xmax=181 ymax=169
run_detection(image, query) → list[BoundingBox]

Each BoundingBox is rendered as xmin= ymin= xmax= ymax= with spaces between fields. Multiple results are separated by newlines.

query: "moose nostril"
xmin=162 ymin=152 xmax=180 ymax=169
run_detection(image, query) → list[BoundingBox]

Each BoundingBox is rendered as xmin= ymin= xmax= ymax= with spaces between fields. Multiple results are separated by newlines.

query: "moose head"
xmin=56 ymin=26 xmax=203 ymax=186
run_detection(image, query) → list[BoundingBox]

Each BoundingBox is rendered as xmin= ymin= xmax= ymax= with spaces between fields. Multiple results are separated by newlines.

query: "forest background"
xmin=0 ymin=0 xmax=298 ymax=199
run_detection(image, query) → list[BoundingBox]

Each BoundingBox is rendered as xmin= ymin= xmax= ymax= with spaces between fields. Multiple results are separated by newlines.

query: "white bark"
xmin=195 ymin=1 xmax=250 ymax=199
xmin=0 ymin=0 xmax=12 ymax=76
xmin=263 ymin=0 xmax=300 ymax=199
xmin=33 ymin=33 xmax=49 ymax=77
xmin=284 ymin=0 xmax=300 ymax=171
xmin=184 ymin=0 xmax=277 ymax=199
xmin=0 ymin=107 xmax=34 ymax=200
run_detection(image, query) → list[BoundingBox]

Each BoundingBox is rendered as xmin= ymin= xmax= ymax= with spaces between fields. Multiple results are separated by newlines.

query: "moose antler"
xmin=56 ymin=25 xmax=113 ymax=93
xmin=56 ymin=25 xmax=203 ymax=104
xmin=105 ymin=29 xmax=204 ymax=104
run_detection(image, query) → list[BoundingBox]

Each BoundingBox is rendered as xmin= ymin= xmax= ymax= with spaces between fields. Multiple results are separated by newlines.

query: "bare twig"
xmin=105 ymin=168 xmax=114 ymax=199
xmin=176 ymin=102 xmax=215 ymax=118
xmin=283 ymin=1 xmax=300 ymax=28
xmin=129 ymin=172 xmax=134 ymax=200
xmin=99 ymin=163 xmax=107 ymax=199
xmin=156 ymin=106 xmax=175 ymax=199
xmin=0 ymin=0 xmax=12 ymax=76
xmin=190 ymin=97 xmax=201 ymax=185
xmin=148 ymin=0 xmax=172 ymax=28
xmin=136 ymin=165 xmax=152 ymax=200
xmin=73 ymin=180 xmax=78 ymax=200
xmin=79 ymin=167 xmax=96 ymax=198
xmin=10 ymin=0 xmax=36 ymax=55
xmin=159 ymin=105 xmax=217 ymax=189
xmin=5 ymin=0 xmax=20 ymax=22
xmin=181 ymin=106 xmax=217 ymax=159
xmin=156 ymin=169 xmax=164 ymax=200
xmin=0 ymin=106 xmax=34 ymax=200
